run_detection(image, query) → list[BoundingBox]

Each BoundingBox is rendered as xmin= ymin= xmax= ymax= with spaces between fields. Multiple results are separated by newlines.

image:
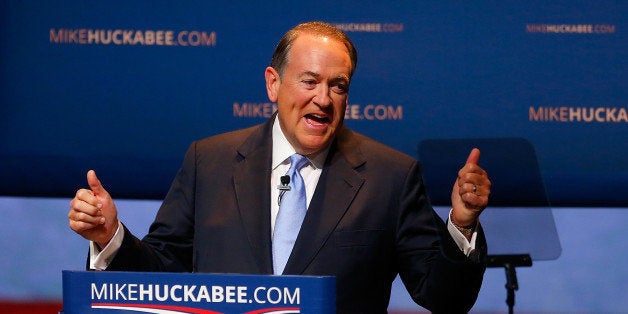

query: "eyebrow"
xmin=300 ymin=71 xmax=321 ymax=79
xmin=300 ymin=71 xmax=350 ymax=83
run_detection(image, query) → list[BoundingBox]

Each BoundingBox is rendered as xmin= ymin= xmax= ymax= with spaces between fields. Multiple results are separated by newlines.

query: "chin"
xmin=298 ymin=139 xmax=331 ymax=155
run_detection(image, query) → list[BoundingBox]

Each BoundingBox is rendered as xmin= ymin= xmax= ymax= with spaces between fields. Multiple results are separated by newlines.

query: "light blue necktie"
xmin=273 ymin=153 xmax=309 ymax=275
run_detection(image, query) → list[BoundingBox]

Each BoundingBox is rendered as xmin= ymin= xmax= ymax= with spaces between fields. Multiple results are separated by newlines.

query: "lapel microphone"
xmin=278 ymin=175 xmax=291 ymax=190
xmin=277 ymin=175 xmax=290 ymax=205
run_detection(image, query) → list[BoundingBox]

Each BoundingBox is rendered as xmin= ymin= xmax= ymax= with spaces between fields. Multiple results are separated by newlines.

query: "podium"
xmin=61 ymin=271 xmax=335 ymax=314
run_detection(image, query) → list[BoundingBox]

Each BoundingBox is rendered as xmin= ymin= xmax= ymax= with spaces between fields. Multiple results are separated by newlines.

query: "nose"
xmin=313 ymin=85 xmax=332 ymax=108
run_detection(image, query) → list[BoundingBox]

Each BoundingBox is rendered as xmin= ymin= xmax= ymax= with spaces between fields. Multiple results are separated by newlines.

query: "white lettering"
xmin=267 ymin=287 xmax=282 ymax=304
xmin=238 ymin=286 xmax=248 ymax=303
xmin=170 ymin=285 xmax=182 ymax=302
xmin=139 ymin=284 xmax=153 ymax=301
xmin=212 ymin=286 xmax=224 ymax=303
xmin=127 ymin=283 xmax=138 ymax=301
xmin=155 ymin=284 xmax=168 ymax=302
xmin=88 ymin=282 xmax=297 ymax=305
xmin=197 ymin=285 xmax=211 ymax=302
xmin=345 ymin=104 xmax=403 ymax=120
xmin=91 ymin=283 xmax=107 ymax=300
xmin=284 ymin=287 xmax=300 ymax=305
xmin=115 ymin=284 xmax=127 ymax=300
xmin=225 ymin=286 xmax=236 ymax=303
xmin=184 ymin=285 xmax=198 ymax=302
xmin=49 ymin=28 xmax=216 ymax=47
xmin=254 ymin=287 xmax=266 ymax=304
xmin=529 ymin=106 xmax=627 ymax=123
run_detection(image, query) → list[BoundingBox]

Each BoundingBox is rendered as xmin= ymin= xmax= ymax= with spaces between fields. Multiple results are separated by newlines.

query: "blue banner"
xmin=1 ymin=1 xmax=626 ymax=205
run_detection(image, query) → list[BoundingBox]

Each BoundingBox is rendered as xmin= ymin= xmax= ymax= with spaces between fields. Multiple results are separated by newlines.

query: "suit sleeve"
xmin=106 ymin=142 xmax=198 ymax=272
xmin=396 ymin=160 xmax=487 ymax=313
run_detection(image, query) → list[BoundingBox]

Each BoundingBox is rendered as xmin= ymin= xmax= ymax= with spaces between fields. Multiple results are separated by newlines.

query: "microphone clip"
xmin=277 ymin=175 xmax=290 ymax=205
xmin=277 ymin=175 xmax=291 ymax=191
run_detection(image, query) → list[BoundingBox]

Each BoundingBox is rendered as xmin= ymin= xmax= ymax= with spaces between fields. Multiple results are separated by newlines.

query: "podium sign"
xmin=62 ymin=271 xmax=335 ymax=314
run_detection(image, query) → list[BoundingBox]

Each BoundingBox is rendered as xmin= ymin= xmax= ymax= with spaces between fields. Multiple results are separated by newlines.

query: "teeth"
xmin=305 ymin=113 xmax=329 ymax=124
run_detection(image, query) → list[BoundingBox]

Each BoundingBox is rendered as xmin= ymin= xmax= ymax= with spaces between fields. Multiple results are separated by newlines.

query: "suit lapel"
xmin=285 ymin=128 xmax=366 ymax=274
xmin=233 ymin=120 xmax=274 ymax=274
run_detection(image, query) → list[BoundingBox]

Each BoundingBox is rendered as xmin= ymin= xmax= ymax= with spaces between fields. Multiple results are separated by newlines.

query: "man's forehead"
xmin=293 ymin=33 xmax=341 ymax=48
xmin=289 ymin=35 xmax=352 ymax=74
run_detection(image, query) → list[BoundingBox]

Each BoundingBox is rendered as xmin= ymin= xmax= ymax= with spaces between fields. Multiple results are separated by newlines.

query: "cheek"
xmin=333 ymin=99 xmax=348 ymax=122
xmin=279 ymin=90 xmax=310 ymax=112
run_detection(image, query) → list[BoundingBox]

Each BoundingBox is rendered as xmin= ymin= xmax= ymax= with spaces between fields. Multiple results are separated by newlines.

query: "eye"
xmin=331 ymin=82 xmax=348 ymax=94
xmin=301 ymin=79 xmax=317 ymax=88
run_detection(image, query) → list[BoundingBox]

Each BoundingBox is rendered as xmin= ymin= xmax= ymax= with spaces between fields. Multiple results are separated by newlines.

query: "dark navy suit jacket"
xmin=107 ymin=117 xmax=487 ymax=313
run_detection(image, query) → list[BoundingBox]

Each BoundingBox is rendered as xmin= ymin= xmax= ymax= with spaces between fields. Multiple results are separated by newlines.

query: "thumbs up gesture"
xmin=451 ymin=148 xmax=491 ymax=227
xmin=68 ymin=170 xmax=119 ymax=248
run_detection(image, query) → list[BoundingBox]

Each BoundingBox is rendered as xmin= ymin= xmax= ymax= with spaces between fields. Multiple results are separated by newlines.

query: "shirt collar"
xmin=272 ymin=115 xmax=328 ymax=170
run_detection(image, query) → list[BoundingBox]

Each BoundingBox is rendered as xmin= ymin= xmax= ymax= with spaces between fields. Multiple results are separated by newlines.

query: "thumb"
xmin=466 ymin=148 xmax=481 ymax=165
xmin=86 ymin=170 xmax=107 ymax=196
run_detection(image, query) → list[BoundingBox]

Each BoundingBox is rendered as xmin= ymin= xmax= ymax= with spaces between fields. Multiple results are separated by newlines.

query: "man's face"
xmin=265 ymin=34 xmax=352 ymax=156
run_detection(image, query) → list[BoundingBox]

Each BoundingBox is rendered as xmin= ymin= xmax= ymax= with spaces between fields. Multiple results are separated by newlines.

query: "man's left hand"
xmin=451 ymin=148 xmax=491 ymax=227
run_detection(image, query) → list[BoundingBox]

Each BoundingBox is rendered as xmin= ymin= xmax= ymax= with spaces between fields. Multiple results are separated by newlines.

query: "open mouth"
xmin=304 ymin=114 xmax=330 ymax=126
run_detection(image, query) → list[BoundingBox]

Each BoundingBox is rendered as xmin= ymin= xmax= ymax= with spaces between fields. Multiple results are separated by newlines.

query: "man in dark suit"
xmin=69 ymin=21 xmax=491 ymax=313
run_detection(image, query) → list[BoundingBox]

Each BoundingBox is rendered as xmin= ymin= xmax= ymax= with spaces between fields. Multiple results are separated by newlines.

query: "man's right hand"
xmin=68 ymin=170 xmax=119 ymax=249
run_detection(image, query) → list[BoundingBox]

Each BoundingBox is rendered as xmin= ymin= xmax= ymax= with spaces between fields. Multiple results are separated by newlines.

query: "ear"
xmin=264 ymin=67 xmax=280 ymax=102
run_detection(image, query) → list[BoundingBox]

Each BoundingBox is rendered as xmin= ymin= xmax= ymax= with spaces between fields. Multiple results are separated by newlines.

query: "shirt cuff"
xmin=89 ymin=220 xmax=124 ymax=270
xmin=446 ymin=209 xmax=478 ymax=256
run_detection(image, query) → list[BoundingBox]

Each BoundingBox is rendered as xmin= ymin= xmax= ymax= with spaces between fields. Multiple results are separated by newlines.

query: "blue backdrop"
xmin=1 ymin=1 xmax=626 ymax=206
xmin=1 ymin=2 xmax=628 ymax=313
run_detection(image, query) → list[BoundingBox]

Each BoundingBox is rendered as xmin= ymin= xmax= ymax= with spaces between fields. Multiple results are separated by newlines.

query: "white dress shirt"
xmin=269 ymin=116 xmax=327 ymax=233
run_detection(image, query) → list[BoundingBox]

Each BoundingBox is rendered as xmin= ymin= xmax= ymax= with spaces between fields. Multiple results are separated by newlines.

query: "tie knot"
xmin=289 ymin=154 xmax=309 ymax=172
